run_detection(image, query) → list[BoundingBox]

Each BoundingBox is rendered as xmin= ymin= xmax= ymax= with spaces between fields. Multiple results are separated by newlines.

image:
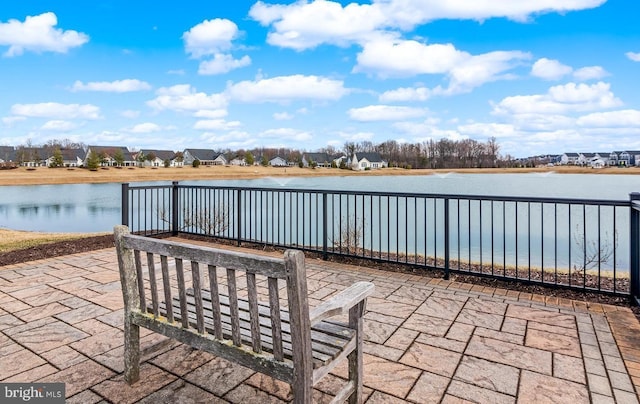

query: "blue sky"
xmin=1 ymin=0 xmax=639 ymax=158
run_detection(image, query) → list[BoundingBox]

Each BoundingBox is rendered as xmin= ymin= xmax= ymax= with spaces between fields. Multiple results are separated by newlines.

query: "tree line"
xmin=10 ymin=136 xmax=513 ymax=170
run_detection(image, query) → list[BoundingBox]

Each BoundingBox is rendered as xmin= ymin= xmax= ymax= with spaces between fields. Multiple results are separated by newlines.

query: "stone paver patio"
xmin=1 ymin=244 xmax=640 ymax=403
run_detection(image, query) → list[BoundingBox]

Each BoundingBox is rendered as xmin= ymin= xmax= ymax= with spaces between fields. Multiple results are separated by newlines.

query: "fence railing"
xmin=122 ymin=182 xmax=640 ymax=301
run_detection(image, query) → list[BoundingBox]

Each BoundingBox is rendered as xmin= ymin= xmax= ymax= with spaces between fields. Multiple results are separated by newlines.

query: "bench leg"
xmin=124 ymin=320 xmax=140 ymax=384
xmin=348 ymin=301 xmax=366 ymax=404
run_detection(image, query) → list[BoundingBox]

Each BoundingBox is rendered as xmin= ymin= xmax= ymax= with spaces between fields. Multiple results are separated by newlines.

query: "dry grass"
xmin=0 ymin=165 xmax=637 ymax=186
xmin=0 ymin=228 xmax=107 ymax=253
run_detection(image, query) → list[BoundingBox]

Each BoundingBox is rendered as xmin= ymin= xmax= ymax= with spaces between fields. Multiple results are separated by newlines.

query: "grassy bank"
xmin=0 ymin=164 xmax=637 ymax=186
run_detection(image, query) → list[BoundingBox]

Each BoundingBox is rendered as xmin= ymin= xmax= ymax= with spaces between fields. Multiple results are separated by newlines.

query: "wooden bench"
xmin=114 ymin=225 xmax=375 ymax=403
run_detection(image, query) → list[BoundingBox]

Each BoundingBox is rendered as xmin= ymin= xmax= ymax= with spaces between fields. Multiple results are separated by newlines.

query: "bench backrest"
xmin=114 ymin=225 xmax=312 ymax=380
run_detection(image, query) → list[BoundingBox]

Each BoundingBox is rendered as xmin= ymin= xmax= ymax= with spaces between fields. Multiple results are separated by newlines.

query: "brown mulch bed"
xmin=2 ymin=234 xmax=638 ymax=317
xmin=0 ymin=235 xmax=114 ymax=267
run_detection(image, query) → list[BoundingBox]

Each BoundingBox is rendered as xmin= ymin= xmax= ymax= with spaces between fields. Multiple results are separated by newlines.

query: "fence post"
xmin=121 ymin=183 xmax=129 ymax=227
xmin=172 ymin=181 xmax=179 ymax=236
xmin=236 ymin=189 xmax=242 ymax=246
xmin=630 ymin=192 xmax=640 ymax=304
xmin=322 ymin=192 xmax=328 ymax=260
xmin=444 ymin=197 xmax=450 ymax=280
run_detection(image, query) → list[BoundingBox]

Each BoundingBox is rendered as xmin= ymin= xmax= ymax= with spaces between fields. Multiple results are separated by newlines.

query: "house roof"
xmin=59 ymin=148 xmax=85 ymax=161
xmin=184 ymin=149 xmax=216 ymax=160
xmin=87 ymin=146 xmax=134 ymax=160
xmin=563 ymin=153 xmax=579 ymax=157
xmin=354 ymin=152 xmax=385 ymax=163
xmin=304 ymin=152 xmax=331 ymax=163
xmin=141 ymin=150 xmax=176 ymax=161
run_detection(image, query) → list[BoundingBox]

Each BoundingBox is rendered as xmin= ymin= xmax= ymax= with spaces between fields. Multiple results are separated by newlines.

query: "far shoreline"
xmin=0 ymin=164 xmax=637 ymax=186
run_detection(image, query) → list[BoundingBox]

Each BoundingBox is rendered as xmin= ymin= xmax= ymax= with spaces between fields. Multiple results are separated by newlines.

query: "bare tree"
xmin=572 ymin=225 xmax=618 ymax=272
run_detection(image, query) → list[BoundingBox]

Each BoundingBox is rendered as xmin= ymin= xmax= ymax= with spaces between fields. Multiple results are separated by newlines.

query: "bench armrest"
xmin=310 ymin=281 xmax=375 ymax=326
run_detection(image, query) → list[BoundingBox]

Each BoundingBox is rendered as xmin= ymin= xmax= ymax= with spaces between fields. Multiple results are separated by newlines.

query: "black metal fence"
xmin=122 ymin=182 xmax=640 ymax=301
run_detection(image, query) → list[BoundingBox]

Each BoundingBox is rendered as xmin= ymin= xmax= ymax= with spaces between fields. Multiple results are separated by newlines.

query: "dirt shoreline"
xmin=0 ymin=165 xmax=637 ymax=186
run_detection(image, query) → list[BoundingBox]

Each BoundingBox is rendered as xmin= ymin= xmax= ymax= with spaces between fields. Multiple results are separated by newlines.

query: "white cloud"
xmin=194 ymin=109 xmax=228 ymax=119
xmin=379 ymin=86 xmax=431 ymax=102
xmin=2 ymin=116 xmax=26 ymax=125
xmin=183 ymin=18 xmax=250 ymax=75
xmin=183 ymin=18 xmax=239 ymax=58
xmin=121 ymin=110 xmax=141 ymax=119
xmin=71 ymin=79 xmax=152 ymax=92
xmin=626 ymin=51 xmax=640 ymax=62
xmin=129 ymin=123 xmax=163 ymax=133
xmin=394 ymin=120 xmax=466 ymax=141
xmin=250 ymin=0 xmax=604 ymax=50
xmin=200 ymin=130 xmax=254 ymax=146
xmin=0 ymin=12 xmax=89 ymax=57
xmin=337 ymin=131 xmax=375 ymax=142
xmin=147 ymin=84 xmax=228 ymax=114
xmin=457 ymin=122 xmax=518 ymax=138
xmin=355 ymin=37 xmax=529 ymax=93
xmin=167 ymin=69 xmax=185 ymax=75
xmin=260 ymin=127 xmax=313 ymax=142
xmin=531 ymin=58 xmax=572 ymax=80
xmin=354 ymin=38 xmax=467 ymax=78
xmin=493 ymin=82 xmax=622 ymax=115
xmin=193 ymin=119 xmax=241 ymax=131
xmin=349 ymin=105 xmax=427 ymax=121
xmin=250 ymin=0 xmax=385 ymax=50
xmin=227 ymin=75 xmax=348 ymax=103
xmin=10 ymin=102 xmax=101 ymax=119
xmin=40 ymin=120 xmax=77 ymax=131
xmin=198 ymin=54 xmax=251 ymax=75
xmin=576 ymin=110 xmax=640 ymax=127
xmin=273 ymin=112 xmax=293 ymax=120
xmin=573 ymin=66 xmax=608 ymax=81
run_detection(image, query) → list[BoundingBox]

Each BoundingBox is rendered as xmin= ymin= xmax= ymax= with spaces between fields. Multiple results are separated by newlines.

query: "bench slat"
xmin=247 ymin=272 xmax=262 ymax=353
xmin=207 ymin=265 xmax=223 ymax=340
xmin=133 ymin=250 xmax=146 ymax=312
xmin=146 ymin=252 xmax=159 ymax=317
xmin=268 ymin=277 xmax=284 ymax=361
xmin=175 ymin=258 xmax=189 ymax=329
xmin=160 ymin=255 xmax=173 ymax=323
xmin=226 ymin=268 xmax=242 ymax=346
xmin=190 ymin=261 xmax=205 ymax=333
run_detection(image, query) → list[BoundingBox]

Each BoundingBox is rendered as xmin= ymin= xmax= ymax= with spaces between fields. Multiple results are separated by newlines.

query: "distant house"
xmin=138 ymin=150 xmax=181 ymax=167
xmin=183 ymin=149 xmax=216 ymax=166
xmin=626 ymin=151 xmax=640 ymax=166
xmin=577 ymin=153 xmax=596 ymax=166
xmin=213 ymin=153 xmax=228 ymax=166
xmin=302 ymin=152 xmax=331 ymax=168
xmin=0 ymin=146 xmax=16 ymax=164
xmin=85 ymin=146 xmax=136 ymax=167
xmin=229 ymin=155 xmax=247 ymax=166
xmin=269 ymin=156 xmax=288 ymax=167
xmin=51 ymin=148 xmax=85 ymax=167
xmin=560 ymin=153 xmax=579 ymax=165
xmin=350 ymin=152 xmax=387 ymax=171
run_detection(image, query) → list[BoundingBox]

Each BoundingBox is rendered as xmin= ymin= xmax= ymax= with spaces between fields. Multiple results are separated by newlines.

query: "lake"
xmin=1 ymin=173 xmax=638 ymax=233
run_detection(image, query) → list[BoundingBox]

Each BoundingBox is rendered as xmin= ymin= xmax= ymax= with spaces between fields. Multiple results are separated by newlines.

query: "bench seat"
xmin=153 ymin=288 xmax=356 ymax=368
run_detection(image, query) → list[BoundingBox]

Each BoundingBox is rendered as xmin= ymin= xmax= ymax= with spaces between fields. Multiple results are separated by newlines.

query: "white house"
xmin=183 ymin=149 xmax=216 ymax=166
xmin=269 ymin=156 xmax=288 ymax=167
xmin=350 ymin=152 xmax=387 ymax=171
xmin=560 ymin=153 xmax=580 ymax=165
